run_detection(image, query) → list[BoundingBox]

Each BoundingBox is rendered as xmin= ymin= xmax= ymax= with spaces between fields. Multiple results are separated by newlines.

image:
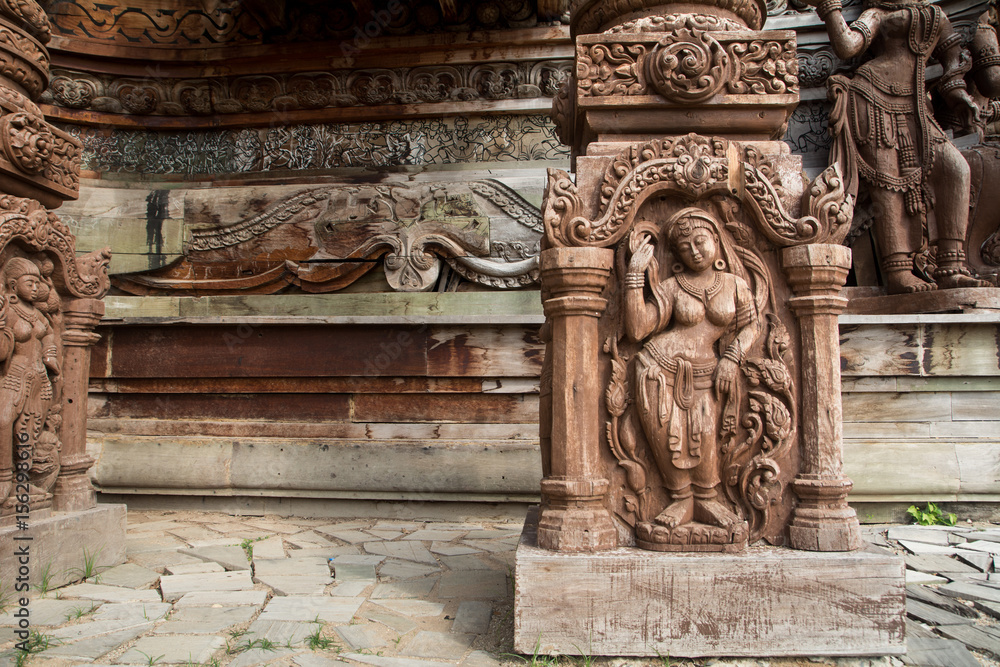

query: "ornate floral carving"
xmin=0 ymin=0 xmax=49 ymax=43
xmin=645 ymin=29 xmax=730 ymax=102
xmin=2 ymin=110 xmax=51 ymax=174
xmin=42 ymin=61 xmax=573 ymax=118
xmin=577 ymin=32 xmax=797 ymax=102
xmin=572 ymin=0 xmax=767 ymax=32
xmin=0 ymin=20 xmax=49 ymax=99
xmin=545 ymin=133 xmax=853 ymax=249
xmin=64 ymin=115 xmax=568 ymax=176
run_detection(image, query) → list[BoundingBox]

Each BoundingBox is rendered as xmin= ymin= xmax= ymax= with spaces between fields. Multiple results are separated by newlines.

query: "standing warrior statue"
xmin=818 ymin=0 xmax=991 ymax=292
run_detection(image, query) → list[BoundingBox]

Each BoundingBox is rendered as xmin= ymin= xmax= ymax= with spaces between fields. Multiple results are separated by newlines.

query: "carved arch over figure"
xmin=0 ymin=195 xmax=110 ymax=297
xmin=543 ymin=133 xmax=854 ymax=250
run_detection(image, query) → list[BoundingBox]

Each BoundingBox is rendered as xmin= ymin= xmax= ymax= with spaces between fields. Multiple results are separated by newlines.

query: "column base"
xmin=537 ymin=477 xmax=617 ymax=551
xmin=789 ymin=476 xmax=862 ymax=551
xmin=52 ymin=454 xmax=97 ymax=513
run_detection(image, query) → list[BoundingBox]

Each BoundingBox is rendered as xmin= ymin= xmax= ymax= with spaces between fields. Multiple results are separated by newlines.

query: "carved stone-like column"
xmin=537 ymin=247 xmax=617 ymax=552
xmin=783 ymin=244 xmax=862 ymax=551
xmin=51 ymin=298 xmax=104 ymax=512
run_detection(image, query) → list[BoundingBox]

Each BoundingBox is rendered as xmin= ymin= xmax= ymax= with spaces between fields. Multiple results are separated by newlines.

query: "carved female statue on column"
xmin=623 ymin=208 xmax=759 ymax=549
xmin=0 ymin=256 xmax=60 ymax=503
xmin=819 ymin=0 xmax=991 ymax=292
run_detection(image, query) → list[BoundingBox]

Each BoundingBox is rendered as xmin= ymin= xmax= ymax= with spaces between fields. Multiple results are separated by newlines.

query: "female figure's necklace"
xmin=676 ymin=270 xmax=723 ymax=306
xmin=10 ymin=301 xmax=38 ymax=324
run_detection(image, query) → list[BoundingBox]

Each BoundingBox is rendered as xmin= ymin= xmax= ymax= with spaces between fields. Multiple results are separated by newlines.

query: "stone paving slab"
xmin=379 ymin=560 xmax=441 ymax=580
xmin=453 ymin=601 xmax=492 ymax=634
xmin=51 ymin=617 xmax=153 ymax=643
xmin=59 ymin=583 xmax=162 ymax=603
xmin=180 ymin=545 xmax=252 ymax=571
xmin=368 ymin=530 xmax=406 ymax=540
xmin=366 ymin=611 xmax=419 ymax=634
xmin=403 ymin=630 xmax=475 ymax=660
xmin=335 ymin=555 xmax=387 ymax=566
xmin=330 ymin=581 xmax=374 ymax=597
xmin=90 ymin=562 xmax=161 ymax=589
xmin=371 ymin=600 xmax=446 ymax=618
xmin=371 ymin=580 xmax=437 ymax=600
xmin=251 ymin=536 xmax=287 ymax=559
xmin=900 ymin=636 xmax=982 ymax=667
xmin=0 ymin=598 xmax=97 ymax=626
xmin=129 ymin=549 xmax=204 ymax=571
xmin=39 ymin=624 xmax=151 ymax=661
xmin=337 ymin=624 xmax=390 ymax=650
xmin=436 ymin=555 xmax=492 ymax=571
xmin=229 ymin=646 xmax=299 ymax=667
xmin=164 ymin=560 xmax=225 ymax=575
xmin=257 ymin=596 xmax=364 ymax=622
xmin=333 ymin=562 xmax=377 ymax=580
xmin=92 ymin=601 xmax=173 ymax=622
xmin=153 ymin=604 xmax=257 ymax=633
xmin=293 ymin=654 xmax=353 ymax=667
xmin=246 ymin=618 xmax=317 ymax=646
xmin=255 ymin=574 xmax=332 ymax=596
xmin=173 ymin=589 xmax=269 ymax=607
xmin=887 ymin=526 xmax=954 ymax=545
xmin=365 ymin=542 xmax=438 ymax=564
xmin=126 ymin=534 xmax=186 ymax=554
xmin=437 ymin=571 xmax=507 ymax=599
xmin=345 ymin=652 xmax=453 ymax=667
xmin=255 ymin=555 xmax=330 ymax=577
xmin=463 ymin=650 xmax=501 ymax=667
xmin=160 ymin=569 xmax=255 ymax=601
xmin=116 ymin=633 xmax=226 ymax=664
xmin=403 ymin=530 xmax=468 ymax=542
xmin=430 ymin=543 xmax=480 ymax=556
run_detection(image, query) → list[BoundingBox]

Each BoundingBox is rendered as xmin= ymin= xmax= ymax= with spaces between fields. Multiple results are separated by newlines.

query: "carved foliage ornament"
xmin=44 ymin=62 xmax=572 ymax=118
xmin=577 ymin=27 xmax=798 ymax=104
xmin=544 ymin=133 xmax=852 ymax=248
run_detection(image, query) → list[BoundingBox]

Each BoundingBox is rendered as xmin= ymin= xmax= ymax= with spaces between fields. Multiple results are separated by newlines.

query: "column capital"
xmin=782 ymin=244 xmax=852 ymax=299
xmin=62 ymin=298 xmax=105 ymax=347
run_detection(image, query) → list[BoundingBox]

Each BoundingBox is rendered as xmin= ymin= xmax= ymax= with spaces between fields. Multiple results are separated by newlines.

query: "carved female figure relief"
xmin=0 ymin=256 xmax=60 ymax=506
xmin=820 ymin=0 xmax=991 ymax=292
xmin=621 ymin=208 xmax=760 ymax=550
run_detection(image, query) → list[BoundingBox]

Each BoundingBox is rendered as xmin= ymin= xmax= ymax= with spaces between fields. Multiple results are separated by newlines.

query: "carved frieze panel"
xmin=577 ymin=27 xmax=798 ymax=104
xmin=41 ymin=61 xmax=573 ymax=118
xmin=42 ymin=0 xmax=559 ymax=47
xmin=61 ymin=115 xmax=568 ymax=176
xmin=111 ymin=179 xmax=544 ymax=295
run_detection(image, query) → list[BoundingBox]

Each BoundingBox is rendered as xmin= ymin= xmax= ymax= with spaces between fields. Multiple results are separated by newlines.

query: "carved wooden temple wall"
xmin=30 ymin=0 xmax=1000 ymax=517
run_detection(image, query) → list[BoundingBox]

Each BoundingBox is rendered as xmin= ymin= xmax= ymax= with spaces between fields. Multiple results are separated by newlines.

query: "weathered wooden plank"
xmin=108 ymin=325 xmax=430 ymax=378
xmin=842 ymin=377 xmax=898 ymax=392
xmin=955 ymin=443 xmax=1000 ymax=495
xmin=89 ymin=377 xmax=484 ymax=394
xmin=841 ymin=392 xmax=952 ymax=423
xmin=840 ymin=324 xmax=920 ymax=377
xmin=91 ymin=436 xmax=542 ymax=496
xmin=897 ymin=376 xmax=1000 ymax=392
xmin=90 ymin=393 xmax=351 ymax=422
xmin=921 ymin=324 xmax=1000 ymax=376
xmin=426 ymin=326 xmax=542 ymax=378
xmin=843 ymin=421 xmax=931 ymax=440
xmin=952 ymin=392 xmax=1000 ymax=421
xmin=104 ymin=292 xmax=544 ymax=322
xmin=515 ymin=517 xmax=905 ymax=657
xmin=930 ymin=421 xmax=1000 ymax=438
xmin=844 ymin=441 xmax=960 ymax=496
xmin=482 ymin=378 xmax=540 ymax=394
xmin=904 ymin=555 xmax=979 ymax=576
xmin=89 ymin=329 xmax=112 ymax=379
xmin=353 ymin=393 xmax=538 ymax=424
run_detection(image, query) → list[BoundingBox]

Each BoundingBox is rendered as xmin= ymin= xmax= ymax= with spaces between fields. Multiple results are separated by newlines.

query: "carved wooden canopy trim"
xmin=0 ymin=194 xmax=109 ymax=297
xmin=543 ymin=133 xmax=853 ymax=249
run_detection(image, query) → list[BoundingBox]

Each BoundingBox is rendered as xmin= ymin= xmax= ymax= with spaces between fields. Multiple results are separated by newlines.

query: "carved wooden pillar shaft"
xmin=782 ymin=244 xmax=861 ymax=551
xmin=537 ymin=247 xmax=617 ymax=552
xmin=52 ymin=297 xmax=104 ymax=512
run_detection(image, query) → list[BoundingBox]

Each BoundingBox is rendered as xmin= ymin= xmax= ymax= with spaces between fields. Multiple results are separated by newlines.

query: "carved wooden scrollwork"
xmin=2 ymin=110 xmax=51 ymax=174
xmin=0 ymin=196 xmax=110 ymax=298
xmin=644 ymin=29 xmax=730 ymax=103
xmin=544 ymin=133 xmax=854 ymax=249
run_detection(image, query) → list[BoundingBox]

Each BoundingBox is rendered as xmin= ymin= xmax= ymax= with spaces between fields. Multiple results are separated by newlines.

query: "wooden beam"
xmin=537 ymin=0 xmax=568 ymax=20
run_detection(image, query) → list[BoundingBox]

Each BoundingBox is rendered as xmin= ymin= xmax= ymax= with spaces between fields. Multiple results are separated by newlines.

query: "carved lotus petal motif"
xmin=2 ymin=111 xmax=51 ymax=175
xmin=645 ymin=29 xmax=730 ymax=103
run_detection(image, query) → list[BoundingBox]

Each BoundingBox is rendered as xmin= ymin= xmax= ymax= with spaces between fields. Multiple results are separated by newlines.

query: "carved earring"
xmin=714 ymin=259 xmax=726 ymax=271
xmin=672 ymin=262 xmax=684 ymax=274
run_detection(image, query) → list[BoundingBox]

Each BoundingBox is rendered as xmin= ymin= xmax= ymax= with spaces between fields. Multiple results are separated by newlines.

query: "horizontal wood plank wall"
xmin=86 ymin=293 xmax=546 ymax=504
xmin=840 ymin=315 xmax=1000 ymax=504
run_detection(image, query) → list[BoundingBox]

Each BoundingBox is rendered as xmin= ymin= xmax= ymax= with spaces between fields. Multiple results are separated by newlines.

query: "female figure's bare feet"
xmin=654 ymin=494 xmax=694 ymax=528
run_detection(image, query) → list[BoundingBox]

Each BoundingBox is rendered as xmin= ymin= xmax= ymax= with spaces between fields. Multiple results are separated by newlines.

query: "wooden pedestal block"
xmin=515 ymin=513 xmax=905 ymax=657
